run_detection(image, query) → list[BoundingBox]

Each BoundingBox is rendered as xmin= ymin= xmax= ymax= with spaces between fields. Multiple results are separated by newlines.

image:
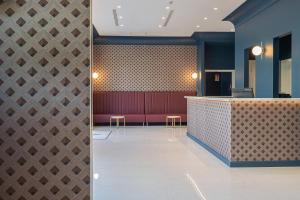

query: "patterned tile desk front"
xmin=186 ymin=97 xmax=300 ymax=167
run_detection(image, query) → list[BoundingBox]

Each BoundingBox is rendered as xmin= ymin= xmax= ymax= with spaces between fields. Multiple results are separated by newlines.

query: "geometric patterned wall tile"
xmin=0 ymin=0 xmax=91 ymax=200
xmin=231 ymin=100 xmax=300 ymax=162
xmin=93 ymin=45 xmax=197 ymax=92
xmin=187 ymin=99 xmax=232 ymax=160
xmin=187 ymin=99 xmax=300 ymax=163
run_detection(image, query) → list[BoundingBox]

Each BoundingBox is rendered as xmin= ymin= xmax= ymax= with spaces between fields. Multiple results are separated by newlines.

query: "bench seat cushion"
xmin=146 ymin=114 xmax=187 ymax=123
xmin=94 ymin=114 xmax=145 ymax=123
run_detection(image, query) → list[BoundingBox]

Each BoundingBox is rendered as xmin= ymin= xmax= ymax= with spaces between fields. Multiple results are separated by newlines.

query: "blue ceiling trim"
xmin=192 ymin=32 xmax=235 ymax=44
xmin=223 ymin=0 xmax=280 ymax=27
xmin=93 ymin=36 xmax=197 ymax=45
xmin=93 ymin=32 xmax=235 ymax=45
xmin=93 ymin=25 xmax=100 ymax=39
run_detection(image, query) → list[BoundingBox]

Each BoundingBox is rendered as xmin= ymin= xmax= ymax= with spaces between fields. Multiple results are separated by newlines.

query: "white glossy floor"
xmin=93 ymin=126 xmax=300 ymax=200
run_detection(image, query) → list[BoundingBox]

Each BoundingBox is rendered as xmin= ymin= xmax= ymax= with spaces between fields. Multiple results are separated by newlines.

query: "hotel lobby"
xmin=1 ymin=0 xmax=300 ymax=200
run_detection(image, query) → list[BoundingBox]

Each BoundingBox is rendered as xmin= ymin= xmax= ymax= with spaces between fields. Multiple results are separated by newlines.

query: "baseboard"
xmin=187 ymin=132 xmax=300 ymax=168
xmin=187 ymin=132 xmax=231 ymax=166
xmin=230 ymin=160 xmax=300 ymax=167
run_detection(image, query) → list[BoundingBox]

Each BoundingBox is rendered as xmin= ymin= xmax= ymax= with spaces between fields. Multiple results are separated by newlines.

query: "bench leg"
xmin=116 ymin=119 xmax=119 ymax=128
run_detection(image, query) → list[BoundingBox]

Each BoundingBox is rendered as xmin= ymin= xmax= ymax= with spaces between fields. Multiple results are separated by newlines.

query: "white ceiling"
xmin=93 ymin=0 xmax=246 ymax=37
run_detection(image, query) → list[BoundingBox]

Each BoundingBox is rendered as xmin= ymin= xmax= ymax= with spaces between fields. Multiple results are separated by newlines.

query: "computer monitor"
xmin=232 ymin=88 xmax=254 ymax=98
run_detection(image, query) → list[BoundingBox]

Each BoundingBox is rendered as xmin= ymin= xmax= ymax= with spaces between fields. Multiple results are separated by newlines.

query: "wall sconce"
xmin=192 ymin=72 xmax=198 ymax=80
xmin=252 ymin=42 xmax=264 ymax=56
xmin=192 ymin=72 xmax=202 ymax=80
xmin=92 ymin=72 xmax=99 ymax=79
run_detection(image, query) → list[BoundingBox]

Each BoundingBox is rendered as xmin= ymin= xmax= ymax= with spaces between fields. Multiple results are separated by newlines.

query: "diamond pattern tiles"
xmin=187 ymin=98 xmax=300 ymax=163
xmin=187 ymin=99 xmax=232 ymax=160
xmin=231 ymin=100 xmax=300 ymax=162
xmin=0 ymin=1 xmax=91 ymax=200
xmin=93 ymin=45 xmax=197 ymax=92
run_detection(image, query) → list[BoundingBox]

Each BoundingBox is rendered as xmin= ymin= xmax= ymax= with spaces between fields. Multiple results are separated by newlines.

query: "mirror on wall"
xmin=274 ymin=34 xmax=292 ymax=98
xmin=279 ymin=58 xmax=292 ymax=95
xmin=244 ymin=48 xmax=256 ymax=97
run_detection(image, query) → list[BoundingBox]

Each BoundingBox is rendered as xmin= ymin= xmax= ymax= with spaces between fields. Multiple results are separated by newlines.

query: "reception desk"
xmin=186 ymin=97 xmax=300 ymax=167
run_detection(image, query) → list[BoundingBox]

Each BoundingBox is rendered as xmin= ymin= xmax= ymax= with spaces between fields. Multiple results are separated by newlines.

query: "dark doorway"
xmin=206 ymin=72 xmax=232 ymax=96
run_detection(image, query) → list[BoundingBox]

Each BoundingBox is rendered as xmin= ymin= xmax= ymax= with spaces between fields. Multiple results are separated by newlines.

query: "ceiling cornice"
xmin=223 ymin=0 xmax=280 ymax=27
xmin=191 ymin=32 xmax=235 ymax=44
xmin=93 ymin=32 xmax=235 ymax=45
xmin=93 ymin=36 xmax=197 ymax=45
xmin=93 ymin=25 xmax=100 ymax=39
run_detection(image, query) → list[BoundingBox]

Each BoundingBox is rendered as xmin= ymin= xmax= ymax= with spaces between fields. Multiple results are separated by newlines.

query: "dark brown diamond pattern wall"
xmin=0 ymin=0 xmax=91 ymax=200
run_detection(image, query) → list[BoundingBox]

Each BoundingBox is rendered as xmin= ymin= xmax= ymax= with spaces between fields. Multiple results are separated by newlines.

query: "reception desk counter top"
xmin=186 ymin=97 xmax=300 ymax=167
xmin=185 ymin=96 xmax=300 ymax=101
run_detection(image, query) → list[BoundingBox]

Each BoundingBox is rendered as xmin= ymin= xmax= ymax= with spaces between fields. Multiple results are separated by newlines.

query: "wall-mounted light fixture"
xmin=192 ymin=72 xmax=201 ymax=80
xmin=192 ymin=72 xmax=198 ymax=80
xmin=192 ymin=72 xmax=202 ymax=80
xmin=92 ymin=72 xmax=99 ymax=79
xmin=252 ymin=42 xmax=264 ymax=56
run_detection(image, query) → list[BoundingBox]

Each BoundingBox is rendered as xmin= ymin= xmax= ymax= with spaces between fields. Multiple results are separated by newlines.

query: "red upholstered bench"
xmin=93 ymin=91 xmax=145 ymax=125
xmin=145 ymin=91 xmax=196 ymax=125
xmin=93 ymin=91 xmax=196 ymax=125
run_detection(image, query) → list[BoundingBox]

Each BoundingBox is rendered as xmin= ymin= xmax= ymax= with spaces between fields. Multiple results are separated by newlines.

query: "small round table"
xmin=166 ymin=116 xmax=181 ymax=127
xmin=110 ymin=116 xmax=126 ymax=128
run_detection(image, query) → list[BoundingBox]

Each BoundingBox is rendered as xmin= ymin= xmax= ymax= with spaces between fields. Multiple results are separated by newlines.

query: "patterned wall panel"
xmin=231 ymin=100 xmax=300 ymax=162
xmin=93 ymin=45 xmax=197 ymax=91
xmin=0 ymin=1 xmax=91 ymax=200
xmin=187 ymin=98 xmax=300 ymax=165
xmin=187 ymin=98 xmax=232 ymax=160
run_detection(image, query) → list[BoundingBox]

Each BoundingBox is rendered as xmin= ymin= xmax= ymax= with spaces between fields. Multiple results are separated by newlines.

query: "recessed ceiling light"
xmin=196 ymin=25 xmax=200 ymax=28
xmin=213 ymin=7 xmax=218 ymax=10
xmin=117 ymin=5 xmax=121 ymax=9
xmin=204 ymin=17 xmax=208 ymax=20
xmin=165 ymin=6 xmax=170 ymax=10
xmin=162 ymin=16 xmax=166 ymax=20
xmin=119 ymin=16 xmax=123 ymax=19
xmin=120 ymin=24 xmax=124 ymax=27
xmin=158 ymin=25 xmax=162 ymax=28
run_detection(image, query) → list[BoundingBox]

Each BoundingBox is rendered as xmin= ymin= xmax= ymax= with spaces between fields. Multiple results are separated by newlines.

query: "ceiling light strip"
xmin=163 ymin=10 xmax=174 ymax=27
xmin=112 ymin=9 xmax=119 ymax=26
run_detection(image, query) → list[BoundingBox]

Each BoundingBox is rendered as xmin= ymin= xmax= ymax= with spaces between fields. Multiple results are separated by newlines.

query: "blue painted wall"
xmin=193 ymin=32 xmax=235 ymax=95
xmin=234 ymin=0 xmax=300 ymax=97
xmin=205 ymin=42 xmax=235 ymax=70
